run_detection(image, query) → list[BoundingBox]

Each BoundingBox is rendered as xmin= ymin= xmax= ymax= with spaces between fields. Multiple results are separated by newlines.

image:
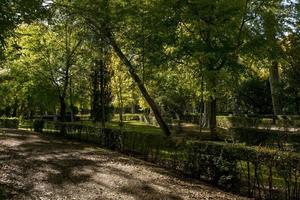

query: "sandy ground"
xmin=0 ymin=129 xmax=248 ymax=200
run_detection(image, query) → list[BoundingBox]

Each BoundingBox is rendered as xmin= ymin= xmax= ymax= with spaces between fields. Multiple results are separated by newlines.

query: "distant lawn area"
xmin=19 ymin=114 xmax=233 ymax=141
xmin=74 ymin=120 xmax=163 ymax=135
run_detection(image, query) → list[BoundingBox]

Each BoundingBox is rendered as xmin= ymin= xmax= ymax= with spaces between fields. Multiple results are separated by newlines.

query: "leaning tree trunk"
xmin=269 ymin=61 xmax=282 ymax=116
xmin=106 ymin=32 xmax=171 ymax=136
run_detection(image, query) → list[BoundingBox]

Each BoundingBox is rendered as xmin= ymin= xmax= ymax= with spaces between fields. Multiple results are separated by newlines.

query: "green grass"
xmin=67 ymin=120 xmax=163 ymax=135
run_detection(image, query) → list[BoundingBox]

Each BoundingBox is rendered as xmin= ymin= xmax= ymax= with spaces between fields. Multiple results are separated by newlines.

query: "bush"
xmin=231 ymin=128 xmax=300 ymax=150
xmin=122 ymin=114 xmax=142 ymax=121
xmin=217 ymin=115 xmax=300 ymax=129
xmin=0 ymin=117 xmax=19 ymax=128
xmin=182 ymin=141 xmax=240 ymax=189
xmin=180 ymin=141 xmax=300 ymax=198
xmin=33 ymin=119 xmax=44 ymax=132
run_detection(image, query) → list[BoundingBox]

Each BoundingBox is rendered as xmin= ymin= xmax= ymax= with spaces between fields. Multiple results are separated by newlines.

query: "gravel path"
xmin=0 ymin=129 xmax=248 ymax=200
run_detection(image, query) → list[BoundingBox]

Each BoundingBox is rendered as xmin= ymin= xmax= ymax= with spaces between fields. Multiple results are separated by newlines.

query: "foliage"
xmin=235 ymin=78 xmax=273 ymax=114
xmin=0 ymin=117 xmax=19 ymax=128
xmin=217 ymin=115 xmax=300 ymax=129
xmin=33 ymin=119 xmax=44 ymax=132
xmin=231 ymin=128 xmax=300 ymax=149
xmin=0 ymin=0 xmax=46 ymax=58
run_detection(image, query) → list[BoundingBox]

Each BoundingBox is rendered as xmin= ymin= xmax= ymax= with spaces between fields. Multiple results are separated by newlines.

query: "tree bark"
xmin=269 ymin=61 xmax=282 ymax=116
xmin=91 ymin=60 xmax=100 ymax=121
xmin=100 ymin=59 xmax=106 ymax=128
xmin=60 ymin=96 xmax=66 ymax=122
xmin=202 ymin=101 xmax=210 ymax=128
xmin=69 ymin=77 xmax=74 ymax=122
xmin=207 ymin=73 xmax=217 ymax=140
xmin=118 ymin=77 xmax=124 ymax=127
xmin=209 ymin=98 xmax=217 ymax=140
xmin=106 ymin=32 xmax=171 ymax=136
xmin=263 ymin=10 xmax=282 ymax=117
xmin=295 ymin=92 xmax=300 ymax=115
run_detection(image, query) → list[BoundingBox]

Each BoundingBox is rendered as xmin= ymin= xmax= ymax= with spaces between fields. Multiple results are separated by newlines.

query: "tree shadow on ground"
xmin=0 ymin=130 xmax=187 ymax=200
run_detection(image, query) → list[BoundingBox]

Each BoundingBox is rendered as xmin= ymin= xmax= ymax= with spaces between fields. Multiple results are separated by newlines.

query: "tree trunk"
xmin=207 ymin=74 xmax=217 ymax=140
xmin=100 ymin=59 xmax=106 ymax=128
xmin=263 ymin=10 xmax=282 ymax=117
xmin=69 ymin=77 xmax=74 ymax=122
xmin=269 ymin=61 xmax=281 ymax=116
xmin=106 ymin=32 xmax=171 ymax=136
xmin=91 ymin=60 xmax=100 ymax=122
xmin=118 ymin=82 xmax=124 ymax=127
xmin=202 ymin=101 xmax=209 ymax=128
xmin=131 ymin=89 xmax=137 ymax=114
xmin=294 ymin=91 xmax=300 ymax=115
xmin=209 ymin=98 xmax=217 ymax=140
xmin=60 ymin=96 xmax=66 ymax=122
xmin=12 ymin=99 xmax=18 ymax=117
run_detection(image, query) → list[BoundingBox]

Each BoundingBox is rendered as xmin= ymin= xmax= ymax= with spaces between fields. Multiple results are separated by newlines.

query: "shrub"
xmin=0 ymin=117 xmax=19 ymax=128
xmin=231 ymin=128 xmax=300 ymax=150
xmin=122 ymin=114 xmax=142 ymax=121
xmin=33 ymin=119 xmax=44 ymax=132
xmin=217 ymin=115 xmax=300 ymax=129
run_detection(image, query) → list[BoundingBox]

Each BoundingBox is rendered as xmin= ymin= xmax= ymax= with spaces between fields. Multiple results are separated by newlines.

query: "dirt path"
xmin=0 ymin=129 xmax=248 ymax=200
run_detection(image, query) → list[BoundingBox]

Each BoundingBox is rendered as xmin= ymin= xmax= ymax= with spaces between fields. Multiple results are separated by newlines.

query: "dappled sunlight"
xmin=0 ymin=129 xmax=246 ymax=200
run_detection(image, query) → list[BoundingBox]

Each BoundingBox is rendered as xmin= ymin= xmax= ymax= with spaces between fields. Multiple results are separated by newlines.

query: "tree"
xmin=167 ymin=0 xmax=252 ymax=138
xmin=0 ymin=0 xmax=46 ymax=58
xmin=58 ymin=0 xmax=173 ymax=135
xmin=90 ymin=58 xmax=113 ymax=124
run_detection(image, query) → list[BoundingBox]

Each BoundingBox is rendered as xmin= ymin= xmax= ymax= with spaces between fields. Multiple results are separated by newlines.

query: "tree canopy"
xmin=0 ymin=0 xmax=300 ymax=136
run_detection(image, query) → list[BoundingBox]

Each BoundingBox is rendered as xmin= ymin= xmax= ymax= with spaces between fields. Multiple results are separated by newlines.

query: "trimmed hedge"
xmin=0 ymin=118 xmax=19 ymax=128
xmin=231 ymin=128 xmax=300 ymax=150
xmin=33 ymin=119 xmax=45 ymax=132
xmin=182 ymin=114 xmax=300 ymax=129
xmin=217 ymin=116 xmax=300 ymax=129
xmin=30 ymin=121 xmax=300 ymax=199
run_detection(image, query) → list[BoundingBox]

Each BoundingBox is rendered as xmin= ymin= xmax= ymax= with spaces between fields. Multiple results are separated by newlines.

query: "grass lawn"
xmin=73 ymin=120 xmax=163 ymax=135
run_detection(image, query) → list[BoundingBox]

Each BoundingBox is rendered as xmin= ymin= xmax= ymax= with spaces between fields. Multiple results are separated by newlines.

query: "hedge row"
xmin=217 ymin=116 xmax=300 ymax=129
xmin=184 ymin=141 xmax=300 ymax=199
xmin=0 ymin=118 xmax=19 ymax=128
xmin=231 ymin=128 xmax=300 ymax=150
xmin=29 ymin=121 xmax=300 ymax=199
xmin=181 ymin=114 xmax=300 ymax=129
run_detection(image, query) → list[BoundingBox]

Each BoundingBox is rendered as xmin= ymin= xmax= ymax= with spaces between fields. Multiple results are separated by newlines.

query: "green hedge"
xmin=30 ymin=121 xmax=300 ymax=199
xmin=177 ymin=141 xmax=300 ymax=199
xmin=112 ymin=114 xmax=142 ymax=121
xmin=33 ymin=119 xmax=45 ymax=132
xmin=217 ymin=116 xmax=300 ymax=129
xmin=0 ymin=118 xmax=19 ymax=128
xmin=231 ymin=128 xmax=300 ymax=150
xmin=182 ymin=114 xmax=300 ymax=129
